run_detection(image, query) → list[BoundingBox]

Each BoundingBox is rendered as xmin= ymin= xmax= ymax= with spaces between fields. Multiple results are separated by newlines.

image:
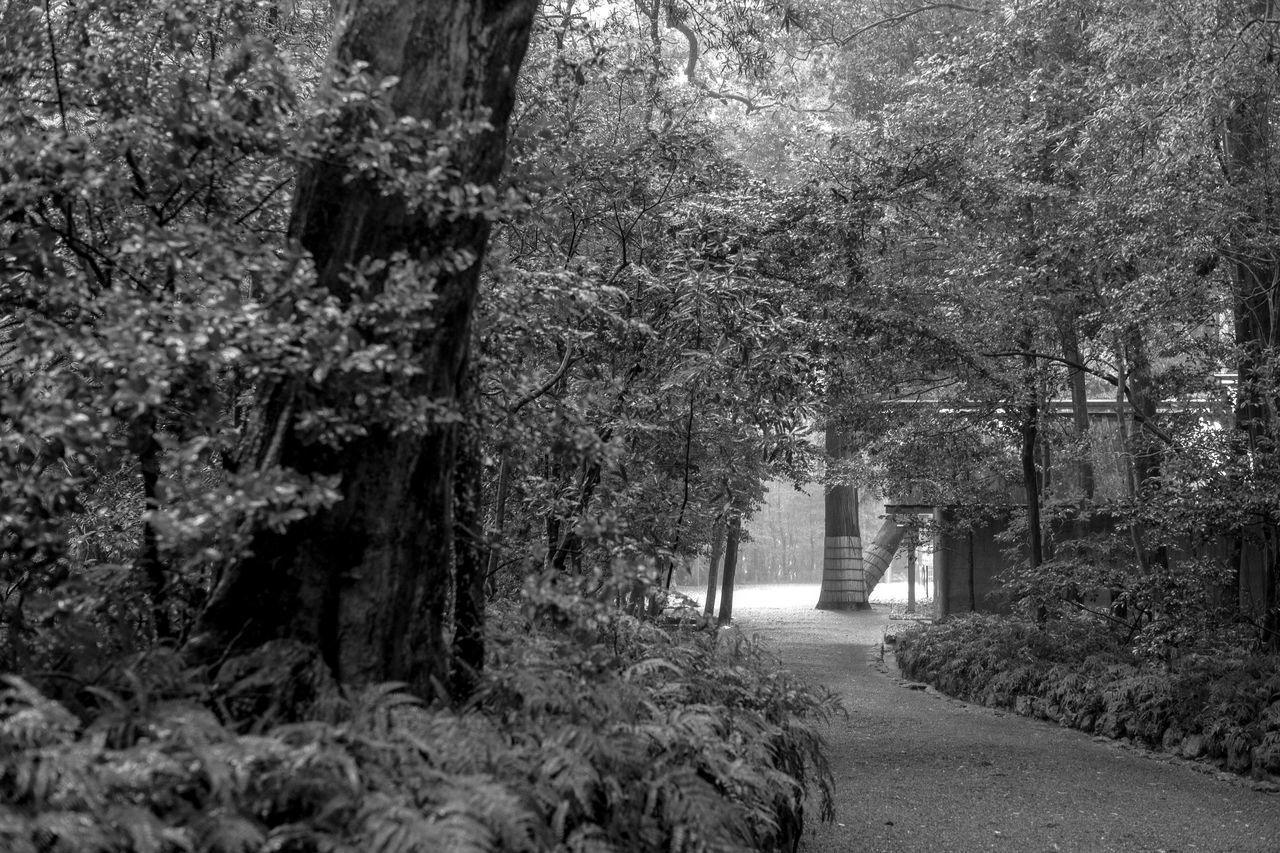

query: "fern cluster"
xmin=896 ymin=614 xmax=1280 ymax=780
xmin=0 ymin=586 xmax=837 ymax=853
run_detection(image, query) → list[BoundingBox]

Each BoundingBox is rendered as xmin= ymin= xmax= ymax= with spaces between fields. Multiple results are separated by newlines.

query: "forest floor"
xmin=681 ymin=584 xmax=1280 ymax=853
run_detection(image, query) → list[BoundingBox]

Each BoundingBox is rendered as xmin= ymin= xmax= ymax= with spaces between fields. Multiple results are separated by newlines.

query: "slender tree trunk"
xmin=1223 ymin=22 xmax=1280 ymax=645
xmin=1121 ymin=326 xmax=1168 ymax=577
xmin=905 ymin=522 xmax=917 ymax=614
xmin=1123 ymin=327 xmax=1162 ymax=496
xmin=1058 ymin=315 xmax=1095 ymax=500
xmin=188 ymin=0 xmax=538 ymax=694
xmin=551 ymin=460 xmax=602 ymax=572
xmin=968 ymin=529 xmax=977 ymax=611
xmin=703 ymin=515 xmax=725 ymax=617
xmin=129 ymin=414 xmax=169 ymax=640
xmin=484 ymin=449 xmax=511 ymax=586
xmin=717 ymin=512 xmax=742 ymax=626
xmin=1021 ymin=349 xmax=1044 ymax=568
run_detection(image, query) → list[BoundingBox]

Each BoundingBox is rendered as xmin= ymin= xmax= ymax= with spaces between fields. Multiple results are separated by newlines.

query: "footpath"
xmin=709 ymin=584 xmax=1280 ymax=853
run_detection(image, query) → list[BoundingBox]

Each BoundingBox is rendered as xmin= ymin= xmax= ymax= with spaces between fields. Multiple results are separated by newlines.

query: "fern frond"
xmin=192 ymin=808 xmax=265 ymax=853
xmin=358 ymin=793 xmax=497 ymax=853
xmin=0 ymin=676 xmax=80 ymax=749
xmin=11 ymin=741 xmax=105 ymax=810
xmin=621 ymin=658 xmax=683 ymax=683
xmin=564 ymin=824 xmax=619 ymax=853
xmin=436 ymin=777 xmax=543 ymax=852
xmin=30 ymin=810 xmax=114 ymax=852
xmin=424 ymin=809 xmax=496 ymax=853
xmin=0 ymin=805 xmax=39 ymax=853
xmin=105 ymin=803 xmax=168 ymax=853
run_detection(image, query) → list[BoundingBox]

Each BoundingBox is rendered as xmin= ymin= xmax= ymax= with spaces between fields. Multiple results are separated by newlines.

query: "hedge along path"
xmin=712 ymin=584 xmax=1280 ymax=853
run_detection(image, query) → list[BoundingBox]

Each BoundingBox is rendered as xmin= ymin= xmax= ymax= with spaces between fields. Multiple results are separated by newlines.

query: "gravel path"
xmin=694 ymin=584 xmax=1280 ymax=853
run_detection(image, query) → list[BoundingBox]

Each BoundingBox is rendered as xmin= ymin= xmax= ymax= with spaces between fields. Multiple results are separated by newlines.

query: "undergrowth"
xmin=0 ymin=579 xmax=839 ymax=853
xmin=896 ymin=613 xmax=1280 ymax=780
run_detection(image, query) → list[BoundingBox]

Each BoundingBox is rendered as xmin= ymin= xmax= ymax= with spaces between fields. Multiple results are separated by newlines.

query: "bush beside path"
xmin=709 ymin=584 xmax=1280 ymax=853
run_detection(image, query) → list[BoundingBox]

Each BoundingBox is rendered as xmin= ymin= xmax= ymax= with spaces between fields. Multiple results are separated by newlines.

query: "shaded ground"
xmin=685 ymin=584 xmax=1280 ymax=853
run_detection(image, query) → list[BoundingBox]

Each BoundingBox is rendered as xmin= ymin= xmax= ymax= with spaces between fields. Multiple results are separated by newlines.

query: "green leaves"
xmin=0 ymin=590 xmax=834 ymax=853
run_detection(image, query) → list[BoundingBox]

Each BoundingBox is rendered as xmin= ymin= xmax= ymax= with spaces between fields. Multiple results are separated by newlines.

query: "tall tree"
xmin=817 ymin=426 xmax=868 ymax=609
xmin=1221 ymin=0 xmax=1280 ymax=645
xmin=189 ymin=0 xmax=539 ymax=693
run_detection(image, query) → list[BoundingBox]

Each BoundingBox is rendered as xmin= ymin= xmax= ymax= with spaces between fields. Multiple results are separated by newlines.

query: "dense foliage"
xmin=804 ymin=0 xmax=1280 ymax=651
xmin=8 ymin=0 xmax=1280 ymax=843
xmin=0 ymin=589 xmax=837 ymax=852
xmin=897 ymin=615 xmax=1280 ymax=782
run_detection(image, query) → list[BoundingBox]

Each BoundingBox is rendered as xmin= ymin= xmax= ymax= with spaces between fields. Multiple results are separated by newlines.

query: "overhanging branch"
xmin=827 ymin=3 xmax=988 ymax=47
xmin=984 ymin=349 xmax=1176 ymax=446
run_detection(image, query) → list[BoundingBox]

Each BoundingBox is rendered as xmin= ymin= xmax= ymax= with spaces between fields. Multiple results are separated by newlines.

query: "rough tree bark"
xmin=816 ymin=426 xmax=868 ymax=610
xmin=188 ymin=0 xmax=538 ymax=694
xmin=1222 ymin=32 xmax=1280 ymax=644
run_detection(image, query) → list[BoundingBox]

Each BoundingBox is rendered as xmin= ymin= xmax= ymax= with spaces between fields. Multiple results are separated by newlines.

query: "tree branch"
xmin=666 ymin=10 xmax=775 ymax=113
xmin=984 ymin=349 xmax=1176 ymax=446
xmin=511 ymin=343 xmax=576 ymax=413
xmin=829 ymin=3 xmax=988 ymax=47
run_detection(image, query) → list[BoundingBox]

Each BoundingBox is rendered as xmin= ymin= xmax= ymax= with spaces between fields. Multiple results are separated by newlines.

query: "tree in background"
xmin=475 ymin=0 xmax=824 ymax=608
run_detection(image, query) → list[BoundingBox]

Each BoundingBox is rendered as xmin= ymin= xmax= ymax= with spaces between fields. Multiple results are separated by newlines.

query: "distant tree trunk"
xmin=817 ymin=426 xmax=867 ymax=610
xmin=188 ymin=0 xmax=538 ymax=694
xmin=1020 ymin=348 xmax=1044 ymax=569
xmin=717 ymin=512 xmax=742 ymax=626
xmin=1120 ymin=326 xmax=1168 ymax=576
xmin=703 ymin=515 xmax=725 ymax=617
xmin=1058 ymin=315 xmax=1095 ymax=501
xmin=780 ymin=526 xmax=789 ymax=581
xmin=1123 ymin=327 xmax=1162 ymax=494
xmin=551 ymin=460 xmax=602 ymax=572
xmin=905 ymin=523 xmax=918 ymax=614
xmin=128 ymin=414 xmax=169 ymax=639
xmin=968 ymin=529 xmax=977 ymax=611
xmin=484 ymin=449 xmax=512 ymax=585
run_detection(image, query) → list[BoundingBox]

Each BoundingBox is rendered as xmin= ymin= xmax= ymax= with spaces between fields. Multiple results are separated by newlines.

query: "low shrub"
xmin=0 ymin=579 xmax=838 ymax=853
xmin=897 ymin=614 xmax=1280 ymax=780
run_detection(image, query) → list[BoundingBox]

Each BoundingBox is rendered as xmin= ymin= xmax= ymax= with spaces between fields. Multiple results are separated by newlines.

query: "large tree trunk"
xmin=188 ymin=0 xmax=538 ymax=694
xmin=817 ymin=426 xmax=867 ymax=610
xmin=451 ymin=415 xmax=485 ymax=700
xmin=1223 ymin=44 xmax=1280 ymax=644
